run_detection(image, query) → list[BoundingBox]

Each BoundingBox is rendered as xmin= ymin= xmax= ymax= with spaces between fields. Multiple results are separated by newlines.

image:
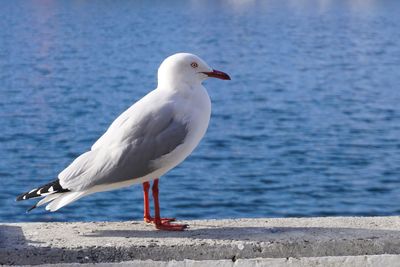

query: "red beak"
xmin=202 ymin=69 xmax=231 ymax=80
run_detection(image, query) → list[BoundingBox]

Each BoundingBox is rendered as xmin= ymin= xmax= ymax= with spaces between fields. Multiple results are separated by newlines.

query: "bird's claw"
xmin=144 ymin=216 xmax=176 ymax=224
xmin=155 ymin=222 xmax=188 ymax=231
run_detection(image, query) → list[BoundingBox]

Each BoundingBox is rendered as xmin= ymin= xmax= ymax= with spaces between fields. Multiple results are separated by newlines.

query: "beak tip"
xmin=203 ymin=69 xmax=231 ymax=81
xmin=221 ymin=73 xmax=231 ymax=80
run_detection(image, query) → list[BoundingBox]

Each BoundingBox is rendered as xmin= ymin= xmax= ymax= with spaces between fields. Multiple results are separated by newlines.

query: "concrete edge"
xmin=4 ymin=255 xmax=400 ymax=267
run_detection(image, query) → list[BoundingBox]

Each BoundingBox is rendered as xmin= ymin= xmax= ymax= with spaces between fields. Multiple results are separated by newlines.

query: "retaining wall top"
xmin=1 ymin=216 xmax=400 ymax=265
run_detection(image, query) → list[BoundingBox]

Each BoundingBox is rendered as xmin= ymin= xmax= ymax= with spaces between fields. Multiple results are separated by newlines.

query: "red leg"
xmin=142 ymin=180 xmax=175 ymax=224
xmin=142 ymin=182 xmax=152 ymax=223
xmin=152 ymin=178 xmax=188 ymax=231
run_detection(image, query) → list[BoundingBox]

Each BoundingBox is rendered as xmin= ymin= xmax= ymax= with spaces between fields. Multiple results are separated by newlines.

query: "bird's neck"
xmin=157 ymin=80 xmax=203 ymax=96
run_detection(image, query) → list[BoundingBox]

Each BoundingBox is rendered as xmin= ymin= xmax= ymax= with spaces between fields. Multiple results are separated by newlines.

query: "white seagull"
xmin=17 ymin=53 xmax=230 ymax=231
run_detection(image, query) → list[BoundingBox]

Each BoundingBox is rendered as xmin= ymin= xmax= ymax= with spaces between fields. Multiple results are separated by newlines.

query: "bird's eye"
xmin=190 ymin=62 xmax=198 ymax=68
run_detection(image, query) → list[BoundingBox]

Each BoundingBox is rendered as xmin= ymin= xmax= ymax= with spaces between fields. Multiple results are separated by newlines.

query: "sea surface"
xmin=1 ymin=0 xmax=400 ymax=222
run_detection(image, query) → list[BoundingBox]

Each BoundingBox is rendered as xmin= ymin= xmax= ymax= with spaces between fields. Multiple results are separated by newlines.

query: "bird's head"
xmin=157 ymin=53 xmax=230 ymax=89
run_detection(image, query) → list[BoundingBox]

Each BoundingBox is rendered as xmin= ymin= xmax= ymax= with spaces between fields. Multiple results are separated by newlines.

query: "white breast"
xmin=151 ymin=85 xmax=211 ymax=176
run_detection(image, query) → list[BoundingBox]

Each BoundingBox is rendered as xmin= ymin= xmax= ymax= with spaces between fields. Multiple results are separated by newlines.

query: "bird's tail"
xmin=44 ymin=191 xmax=87 ymax=212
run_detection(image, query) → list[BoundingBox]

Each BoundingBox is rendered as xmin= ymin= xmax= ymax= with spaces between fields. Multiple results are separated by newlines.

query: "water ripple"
xmin=1 ymin=0 xmax=400 ymax=222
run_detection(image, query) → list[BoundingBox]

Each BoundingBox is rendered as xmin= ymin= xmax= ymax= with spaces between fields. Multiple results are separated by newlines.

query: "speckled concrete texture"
xmin=1 ymin=217 xmax=400 ymax=265
xmin=9 ymin=255 xmax=400 ymax=267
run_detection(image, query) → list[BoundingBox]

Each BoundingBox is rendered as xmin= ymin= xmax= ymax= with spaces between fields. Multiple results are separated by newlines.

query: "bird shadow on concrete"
xmin=0 ymin=224 xmax=42 ymax=247
xmin=84 ymin=225 xmax=400 ymax=242
xmin=0 ymin=225 xmax=26 ymax=248
xmin=0 ymin=224 xmax=96 ymax=265
xmin=0 ymin=225 xmax=40 ymax=265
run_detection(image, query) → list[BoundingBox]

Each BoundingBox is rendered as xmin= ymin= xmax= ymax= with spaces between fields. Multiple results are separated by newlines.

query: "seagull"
xmin=16 ymin=53 xmax=230 ymax=231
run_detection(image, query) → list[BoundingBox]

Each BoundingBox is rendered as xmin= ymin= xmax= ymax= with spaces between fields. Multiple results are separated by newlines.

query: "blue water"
xmin=1 ymin=0 xmax=400 ymax=223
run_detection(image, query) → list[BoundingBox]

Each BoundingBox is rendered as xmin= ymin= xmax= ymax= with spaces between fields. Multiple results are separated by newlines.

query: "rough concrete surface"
xmin=6 ymin=255 xmax=400 ymax=267
xmin=1 ymin=217 xmax=400 ymax=265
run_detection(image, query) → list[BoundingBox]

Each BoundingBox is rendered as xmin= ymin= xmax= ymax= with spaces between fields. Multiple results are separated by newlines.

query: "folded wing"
xmin=58 ymin=101 xmax=188 ymax=191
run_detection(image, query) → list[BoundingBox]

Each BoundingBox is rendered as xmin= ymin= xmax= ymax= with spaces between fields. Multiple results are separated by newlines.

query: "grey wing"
xmin=59 ymin=108 xmax=188 ymax=191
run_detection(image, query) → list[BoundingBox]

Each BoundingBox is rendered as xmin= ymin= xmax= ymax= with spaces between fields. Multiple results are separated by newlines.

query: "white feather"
xmin=35 ymin=194 xmax=60 ymax=208
xmin=45 ymin=192 xmax=87 ymax=212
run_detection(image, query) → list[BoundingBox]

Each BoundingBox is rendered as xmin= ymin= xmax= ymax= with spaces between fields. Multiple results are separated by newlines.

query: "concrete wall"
xmin=1 ymin=217 xmax=399 ymax=266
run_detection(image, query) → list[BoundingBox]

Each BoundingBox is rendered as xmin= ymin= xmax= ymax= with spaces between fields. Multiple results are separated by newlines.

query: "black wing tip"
xmin=16 ymin=193 xmax=27 ymax=202
xmin=16 ymin=179 xmax=69 ymax=202
xmin=16 ymin=190 xmax=39 ymax=201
